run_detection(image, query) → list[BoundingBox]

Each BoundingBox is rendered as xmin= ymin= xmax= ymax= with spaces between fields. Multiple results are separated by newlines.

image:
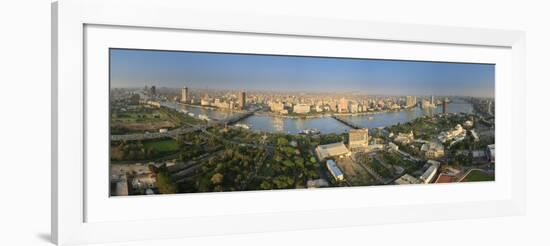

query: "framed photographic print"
xmin=52 ymin=0 xmax=526 ymax=245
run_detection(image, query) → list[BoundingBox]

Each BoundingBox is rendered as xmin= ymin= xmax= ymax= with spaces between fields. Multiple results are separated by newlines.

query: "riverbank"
xmin=254 ymin=107 xmax=418 ymax=119
xmin=172 ymin=102 xmax=246 ymax=113
xmin=164 ymin=100 xmax=474 ymax=135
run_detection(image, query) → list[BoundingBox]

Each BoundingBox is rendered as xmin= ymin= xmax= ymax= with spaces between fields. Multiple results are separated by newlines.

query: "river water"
xmin=163 ymin=100 xmax=473 ymax=135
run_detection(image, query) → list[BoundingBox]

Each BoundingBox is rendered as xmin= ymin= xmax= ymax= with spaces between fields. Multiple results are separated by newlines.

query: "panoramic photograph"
xmin=109 ymin=48 xmax=495 ymax=196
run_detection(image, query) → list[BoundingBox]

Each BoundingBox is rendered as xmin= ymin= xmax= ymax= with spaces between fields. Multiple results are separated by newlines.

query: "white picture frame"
xmin=52 ymin=0 xmax=526 ymax=245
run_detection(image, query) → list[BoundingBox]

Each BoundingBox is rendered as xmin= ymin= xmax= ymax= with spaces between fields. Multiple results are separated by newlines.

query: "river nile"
xmin=163 ymin=100 xmax=473 ymax=135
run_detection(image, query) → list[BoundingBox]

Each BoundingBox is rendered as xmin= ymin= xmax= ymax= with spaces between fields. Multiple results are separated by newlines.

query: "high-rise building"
xmin=430 ymin=95 xmax=435 ymax=106
xmin=406 ymin=96 xmax=417 ymax=108
xmin=338 ymin=98 xmax=349 ymax=113
xmin=348 ymin=128 xmax=369 ymax=151
xmin=181 ymin=87 xmax=189 ymax=103
xmin=150 ymin=85 xmax=156 ymax=96
xmin=239 ymin=91 xmax=246 ymax=109
xmin=293 ymin=103 xmax=311 ymax=114
xmin=349 ymin=102 xmax=358 ymax=113
xmin=130 ymin=93 xmax=140 ymax=105
xmin=269 ymin=101 xmax=285 ymax=112
xmin=442 ymin=98 xmax=449 ymax=114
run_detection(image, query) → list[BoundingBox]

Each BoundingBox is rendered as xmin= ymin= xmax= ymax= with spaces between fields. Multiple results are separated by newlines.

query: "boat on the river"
xmin=234 ymin=123 xmax=250 ymax=129
xmin=299 ymin=128 xmax=320 ymax=135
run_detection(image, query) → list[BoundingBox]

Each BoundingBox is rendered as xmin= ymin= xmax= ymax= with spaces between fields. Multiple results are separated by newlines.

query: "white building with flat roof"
xmin=394 ymin=131 xmax=414 ymax=144
xmin=326 ymin=160 xmax=344 ymax=181
xmin=315 ymin=142 xmax=350 ymax=160
xmin=438 ymin=124 xmax=466 ymax=143
xmin=420 ymin=160 xmax=440 ymax=183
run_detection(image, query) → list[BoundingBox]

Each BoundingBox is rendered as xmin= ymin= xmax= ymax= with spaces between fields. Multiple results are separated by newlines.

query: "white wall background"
xmin=0 ymin=0 xmax=547 ymax=245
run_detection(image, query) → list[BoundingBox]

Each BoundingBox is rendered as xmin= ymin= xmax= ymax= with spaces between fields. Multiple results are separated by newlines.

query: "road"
xmin=110 ymin=106 xmax=260 ymax=141
xmin=110 ymin=125 xmax=202 ymax=141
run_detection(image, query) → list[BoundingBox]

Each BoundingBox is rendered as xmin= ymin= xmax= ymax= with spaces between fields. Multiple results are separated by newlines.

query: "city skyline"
xmin=110 ymin=48 xmax=495 ymax=97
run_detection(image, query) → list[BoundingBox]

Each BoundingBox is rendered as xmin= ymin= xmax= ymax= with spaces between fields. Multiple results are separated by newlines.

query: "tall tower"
xmin=430 ymin=95 xmax=435 ymax=106
xmin=150 ymin=85 xmax=156 ymax=96
xmin=181 ymin=87 xmax=188 ymax=103
xmin=406 ymin=96 xmax=417 ymax=108
xmin=442 ymin=97 xmax=449 ymax=114
xmin=239 ymin=91 xmax=246 ymax=109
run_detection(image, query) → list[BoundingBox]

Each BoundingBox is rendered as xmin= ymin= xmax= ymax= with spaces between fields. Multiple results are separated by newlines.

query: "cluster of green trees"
xmin=148 ymin=164 xmax=178 ymax=194
xmin=448 ymin=152 xmax=474 ymax=166
xmin=111 ymin=141 xmax=159 ymax=161
xmin=379 ymin=151 xmax=420 ymax=173
xmin=396 ymin=142 xmax=422 ymax=158
xmin=191 ymin=145 xmax=269 ymax=192
xmin=388 ymin=114 xmax=473 ymax=142
xmin=262 ymin=137 xmax=320 ymax=189
xmin=175 ymin=132 xmax=223 ymax=161
xmin=174 ymin=130 xmax=324 ymax=193
xmin=355 ymin=152 xmax=392 ymax=178
xmin=319 ymin=133 xmax=347 ymax=145
xmin=111 ymin=139 xmax=183 ymax=162
xmin=370 ymin=158 xmax=392 ymax=178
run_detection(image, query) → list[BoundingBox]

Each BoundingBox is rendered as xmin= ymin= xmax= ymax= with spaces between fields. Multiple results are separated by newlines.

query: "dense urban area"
xmin=110 ymin=85 xmax=495 ymax=196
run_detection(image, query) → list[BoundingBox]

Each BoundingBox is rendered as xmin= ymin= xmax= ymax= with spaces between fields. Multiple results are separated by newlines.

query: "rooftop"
xmin=394 ymin=174 xmax=421 ymax=185
xmin=316 ymin=142 xmax=350 ymax=160
xmin=326 ymin=160 xmax=344 ymax=180
xmin=435 ymin=174 xmax=455 ymax=183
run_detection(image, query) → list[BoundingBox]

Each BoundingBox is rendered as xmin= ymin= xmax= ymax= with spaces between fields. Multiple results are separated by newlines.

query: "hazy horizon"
xmin=110 ymin=48 xmax=495 ymax=98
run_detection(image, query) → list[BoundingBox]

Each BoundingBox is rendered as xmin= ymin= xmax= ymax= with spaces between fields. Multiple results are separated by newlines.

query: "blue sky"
xmin=110 ymin=48 xmax=495 ymax=97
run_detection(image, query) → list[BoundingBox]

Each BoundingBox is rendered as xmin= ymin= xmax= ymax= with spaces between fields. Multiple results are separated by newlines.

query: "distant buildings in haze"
xmin=293 ymin=103 xmax=311 ymax=114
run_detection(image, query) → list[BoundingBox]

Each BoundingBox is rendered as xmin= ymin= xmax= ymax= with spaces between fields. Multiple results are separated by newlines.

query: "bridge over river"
xmin=331 ymin=115 xmax=361 ymax=129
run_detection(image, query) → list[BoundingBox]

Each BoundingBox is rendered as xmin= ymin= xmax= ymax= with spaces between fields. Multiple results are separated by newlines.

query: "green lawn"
xmin=143 ymin=139 xmax=179 ymax=153
xmin=110 ymin=107 xmax=185 ymax=134
xmin=379 ymin=151 xmax=419 ymax=172
xmin=370 ymin=158 xmax=392 ymax=178
xmin=462 ymin=170 xmax=494 ymax=182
